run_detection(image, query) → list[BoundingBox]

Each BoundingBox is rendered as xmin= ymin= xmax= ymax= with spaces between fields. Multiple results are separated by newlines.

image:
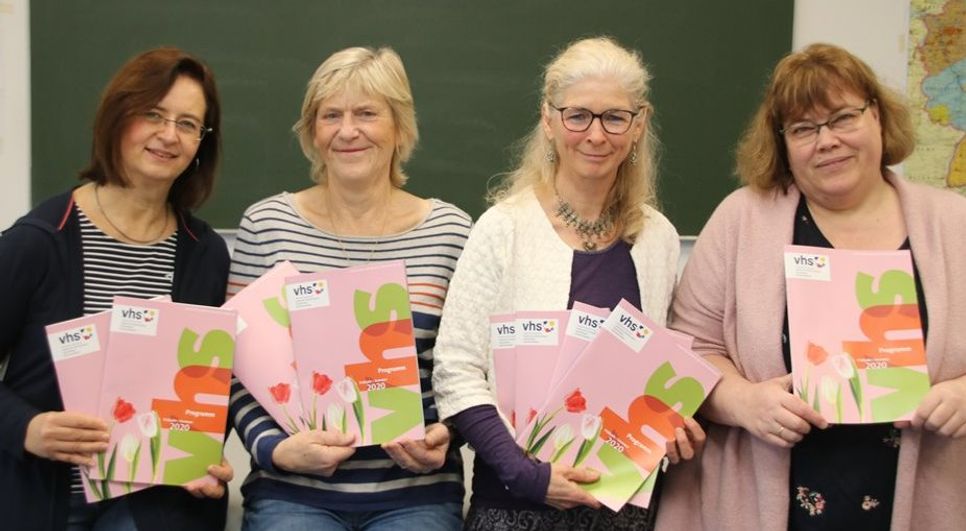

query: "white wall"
xmin=793 ymin=0 xmax=910 ymax=92
xmin=0 ymin=0 xmax=30 ymax=229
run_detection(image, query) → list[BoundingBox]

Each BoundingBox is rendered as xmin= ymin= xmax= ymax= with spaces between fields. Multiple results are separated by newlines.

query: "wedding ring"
xmin=776 ymin=425 xmax=786 ymax=437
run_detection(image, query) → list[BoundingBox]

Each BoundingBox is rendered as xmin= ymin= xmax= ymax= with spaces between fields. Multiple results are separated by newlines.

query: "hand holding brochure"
xmin=784 ymin=245 xmax=929 ymax=423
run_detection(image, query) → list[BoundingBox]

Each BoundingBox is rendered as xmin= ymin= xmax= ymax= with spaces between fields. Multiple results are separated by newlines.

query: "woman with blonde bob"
xmin=657 ymin=43 xmax=966 ymax=530
xmin=228 ymin=46 xmax=470 ymax=531
xmin=433 ymin=36 xmax=704 ymax=530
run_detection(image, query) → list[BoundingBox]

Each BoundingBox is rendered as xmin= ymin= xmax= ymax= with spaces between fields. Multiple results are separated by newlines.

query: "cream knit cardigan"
xmin=433 ymin=187 xmax=680 ymax=422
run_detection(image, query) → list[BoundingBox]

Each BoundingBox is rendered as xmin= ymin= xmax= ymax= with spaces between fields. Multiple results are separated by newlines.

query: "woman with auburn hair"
xmin=228 ymin=46 xmax=470 ymax=531
xmin=0 ymin=48 xmax=232 ymax=530
xmin=657 ymin=43 xmax=966 ymax=531
xmin=433 ymin=36 xmax=704 ymax=530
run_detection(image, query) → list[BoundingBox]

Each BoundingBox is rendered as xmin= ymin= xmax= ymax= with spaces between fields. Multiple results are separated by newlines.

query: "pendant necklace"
xmin=552 ymin=191 xmax=617 ymax=251
xmin=94 ymin=185 xmax=170 ymax=245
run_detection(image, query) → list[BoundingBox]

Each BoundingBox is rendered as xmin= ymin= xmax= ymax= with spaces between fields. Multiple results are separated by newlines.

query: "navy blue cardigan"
xmin=0 ymin=191 xmax=230 ymax=531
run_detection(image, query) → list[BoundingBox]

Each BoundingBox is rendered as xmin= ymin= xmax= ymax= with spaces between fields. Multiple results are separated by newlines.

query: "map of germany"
xmin=906 ymin=0 xmax=966 ymax=190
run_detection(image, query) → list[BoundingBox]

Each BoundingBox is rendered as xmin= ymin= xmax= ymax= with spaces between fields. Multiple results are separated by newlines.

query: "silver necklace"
xmin=94 ymin=185 xmax=170 ymax=245
xmin=553 ymin=193 xmax=617 ymax=251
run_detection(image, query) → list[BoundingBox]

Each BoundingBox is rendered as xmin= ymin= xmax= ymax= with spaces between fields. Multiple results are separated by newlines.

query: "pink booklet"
xmin=46 ymin=311 xmax=150 ymax=501
xmin=512 ymin=311 xmax=569 ymax=435
xmin=223 ymin=261 xmax=306 ymax=433
xmin=626 ymin=328 xmax=696 ymax=509
xmin=90 ymin=297 xmax=236 ymax=486
xmin=524 ymin=300 xmax=721 ymax=511
xmin=546 ymin=303 xmax=610 ymax=393
xmin=785 ymin=245 xmax=930 ymax=423
xmin=286 ymin=261 xmax=425 ymax=446
xmin=489 ymin=313 xmax=517 ymax=429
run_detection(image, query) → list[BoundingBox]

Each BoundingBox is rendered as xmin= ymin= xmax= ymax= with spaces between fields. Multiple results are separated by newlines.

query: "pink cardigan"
xmin=656 ymin=173 xmax=966 ymax=531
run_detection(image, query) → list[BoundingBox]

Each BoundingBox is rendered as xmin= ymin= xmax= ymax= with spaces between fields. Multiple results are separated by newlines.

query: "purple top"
xmin=451 ymin=239 xmax=640 ymax=510
xmin=569 ymin=239 xmax=641 ymax=311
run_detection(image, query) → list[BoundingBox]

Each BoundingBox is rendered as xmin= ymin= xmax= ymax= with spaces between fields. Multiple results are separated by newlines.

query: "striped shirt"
xmin=227 ymin=192 xmax=471 ymax=512
xmin=74 ymin=208 xmax=177 ymax=494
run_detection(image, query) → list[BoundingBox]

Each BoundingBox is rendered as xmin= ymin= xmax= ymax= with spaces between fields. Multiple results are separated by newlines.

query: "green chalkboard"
xmin=31 ymin=1 xmax=791 ymax=234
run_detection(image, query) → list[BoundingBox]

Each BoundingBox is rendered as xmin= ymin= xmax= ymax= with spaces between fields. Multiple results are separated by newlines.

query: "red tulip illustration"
xmin=112 ymin=398 xmax=135 ymax=423
xmin=806 ymin=342 xmax=829 ymax=365
xmin=268 ymin=382 xmax=300 ymax=433
xmin=270 ymin=383 xmax=291 ymax=404
xmin=307 ymin=372 xmax=334 ymax=430
xmin=798 ymin=342 xmax=830 ymax=409
xmin=564 ymin=389 xmax=587 ymax=413
xmin=313 ymin=372 xmax=333 ymax=395
xmin=525 ymin=389 xmax=591 ymax=456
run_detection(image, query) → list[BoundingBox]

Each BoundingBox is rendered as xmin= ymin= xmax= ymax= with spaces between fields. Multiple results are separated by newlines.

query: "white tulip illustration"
xmin=137 ymin=412 xmax=162 ymax=481
xmin=327 ymin=403 xmax=347 ymax=433
xmin=832 ymin=353 xmax=865 ymax=420
xmin=831 ymin=354 xmax=855 ymax=379
xmin=820 ymin=375 xmax=842 ymax=423
xmin=336 ymin=377 xmax=365 ymax=442
xmin=581 ymin=414 xmax=602 ymax=440
xmin=119 ymin=433 xmax=142 ymax=487
xmin=550 ymin=423 xmax=575 ymax=463
xmin=573 ymin=414 xmax=602 ymax=467
xmin=336 ymin=377 xmax=358 ymax=402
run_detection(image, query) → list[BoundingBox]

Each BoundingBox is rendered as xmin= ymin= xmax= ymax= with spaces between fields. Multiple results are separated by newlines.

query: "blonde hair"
xmin=489 ymin=36 xmax=660 ymax=242
xmin=293 ymin=46 xmax=418 ymax=187
xmin=736 ymin=43 xmax=915 ymax=191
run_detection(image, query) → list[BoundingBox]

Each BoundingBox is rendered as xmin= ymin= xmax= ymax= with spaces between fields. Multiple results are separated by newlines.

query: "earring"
xmin=545 ymin=149 xmax=556 ymax=164
xmin=194 ymin=158 xmax=201 ymax=170
xmin=629 ymin=149 xmax=638 ymax=165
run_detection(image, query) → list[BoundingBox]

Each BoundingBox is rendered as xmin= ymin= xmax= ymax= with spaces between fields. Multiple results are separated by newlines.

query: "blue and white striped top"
xmin=227 ymin=192 xmax=471 ymax=512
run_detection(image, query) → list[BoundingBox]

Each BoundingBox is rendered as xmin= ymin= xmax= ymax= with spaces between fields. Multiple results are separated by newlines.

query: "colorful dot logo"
xmin=143 ymin=309 xmax=157 ymax=323
xmin=81 ymin=326 xmax=93 ymax=340
xmin=635 ymin=326 xmax=651 ymax=339
xmin=814 ymin=256 xmax=827 ymax=268
xmin=543 ymin=320 xmax=556 ymax=333
xmin=313 ymin=281 xmax=326 ymax=295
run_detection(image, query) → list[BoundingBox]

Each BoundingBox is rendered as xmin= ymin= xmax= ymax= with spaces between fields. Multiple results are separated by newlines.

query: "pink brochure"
xmin=91 ymin=296 xmax=236 ymax=486
xmin=489 ymin=313 xmax=517 ymax=429
xmin=785 ymin=245 xmax=929 ymax=424
xmin=512 ymin=310 xmax=570 ymax=435
xmin=546 ymin=303 xmax=610 ymax=393
xmin=223 ymin=261 xmax=306 ymax=434
xmin=625 ymin=327 xmax=696 ymax=509
xmin=46 ymin=311 xmax=150 ymax=501
xmin=523 ymin=299 xmax=721 ymax=511
xmin=286 ymin=261 xmax=425 ymax=446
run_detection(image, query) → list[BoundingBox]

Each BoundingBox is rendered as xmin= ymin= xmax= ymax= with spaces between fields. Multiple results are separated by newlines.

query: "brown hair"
xmin=78 ymin=47 xmax=222 ymax=210
xmin=735 ymin=43 xmax=914 ymax=191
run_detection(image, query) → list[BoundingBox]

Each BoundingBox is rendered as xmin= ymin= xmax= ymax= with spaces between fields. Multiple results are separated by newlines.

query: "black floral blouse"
xmin=780 ymin=197 xmax=928 ymax=530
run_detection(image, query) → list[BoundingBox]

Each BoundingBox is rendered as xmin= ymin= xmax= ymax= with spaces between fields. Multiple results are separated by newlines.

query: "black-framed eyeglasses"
xmin=139 ymin=110 xmax=213 ymax=142
xmin=779 ymin=100 xmax=872 ymax=145
xmin=551 ymin=105 xmax=641 ymax=135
